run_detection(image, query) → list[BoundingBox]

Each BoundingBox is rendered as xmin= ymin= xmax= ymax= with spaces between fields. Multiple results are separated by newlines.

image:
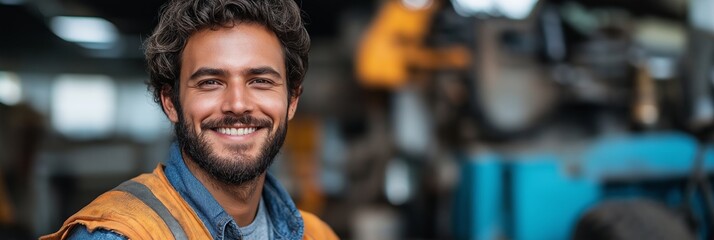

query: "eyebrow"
xmin=243 ymin=66 xmax=282 ymax=79
xmin=188 ymin=66 xmax=282 ymax=80
xmin=189 ymin=67 xmax=227 ymax=80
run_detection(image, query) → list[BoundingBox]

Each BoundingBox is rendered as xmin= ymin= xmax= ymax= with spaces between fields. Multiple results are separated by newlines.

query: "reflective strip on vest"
xmin=114 ymin=180 xmax=188 ymax=240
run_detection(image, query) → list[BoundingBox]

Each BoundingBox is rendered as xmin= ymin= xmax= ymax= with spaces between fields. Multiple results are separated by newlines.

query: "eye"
xmin=198 ymin=79 xmax=221 ymax=87
xmin=196 ymin=79 xmax=221 ymax=89
xmin=250 ymin=78 xmax=275 ymax=86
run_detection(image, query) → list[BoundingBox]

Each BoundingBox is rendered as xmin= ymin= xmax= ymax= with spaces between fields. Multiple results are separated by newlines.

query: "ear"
xmin=160 ymin=86 xmax=180 ymax=123
xmin=287 ymin=93 xmax=300 ymax=121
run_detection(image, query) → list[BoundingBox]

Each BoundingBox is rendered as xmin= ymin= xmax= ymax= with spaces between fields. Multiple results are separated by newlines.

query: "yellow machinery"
xmin=356 ymin=0 xmax=470 ymax=89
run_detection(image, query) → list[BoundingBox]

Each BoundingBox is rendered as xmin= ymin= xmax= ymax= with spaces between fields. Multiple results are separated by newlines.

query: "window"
xmin=51 ymin=74 xmax=116 ymax=139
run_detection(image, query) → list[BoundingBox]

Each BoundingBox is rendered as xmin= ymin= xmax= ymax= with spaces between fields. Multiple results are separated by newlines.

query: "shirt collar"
xmin=263 ymin=172 xmax=305 ymax=239
xmin=162 ymin=142 xmax=305 ymax=240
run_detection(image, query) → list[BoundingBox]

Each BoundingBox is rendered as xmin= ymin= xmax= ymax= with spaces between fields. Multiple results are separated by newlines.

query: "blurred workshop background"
xmin=1 ymin=0 xmax=714 ymax=239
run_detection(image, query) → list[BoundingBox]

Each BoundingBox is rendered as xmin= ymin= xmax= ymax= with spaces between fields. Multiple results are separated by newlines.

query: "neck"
xmin=181 ymin=152 xmax=265 ymax=227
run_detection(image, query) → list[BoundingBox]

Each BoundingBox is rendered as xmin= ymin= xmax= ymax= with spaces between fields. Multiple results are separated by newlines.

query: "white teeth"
xmin=217 ymin=127 xmax=257 ymax=136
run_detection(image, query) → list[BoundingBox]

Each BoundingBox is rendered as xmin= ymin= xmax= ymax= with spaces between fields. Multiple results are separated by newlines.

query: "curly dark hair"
xmin=144 ymin=0 xmax=310 ymax=108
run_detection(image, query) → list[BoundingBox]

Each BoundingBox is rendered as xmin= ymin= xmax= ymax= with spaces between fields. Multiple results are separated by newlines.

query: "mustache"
xmin=201 ymin=115 xmax=272 ymax=129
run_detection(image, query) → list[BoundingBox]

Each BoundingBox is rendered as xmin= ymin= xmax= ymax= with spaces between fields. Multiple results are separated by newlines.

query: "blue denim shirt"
xmin=67 ymin=143 xmax=305 ymax=240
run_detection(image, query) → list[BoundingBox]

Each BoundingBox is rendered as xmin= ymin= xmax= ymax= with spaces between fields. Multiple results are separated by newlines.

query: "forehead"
xmin=180 ymin=23 xmax=285 ymax=78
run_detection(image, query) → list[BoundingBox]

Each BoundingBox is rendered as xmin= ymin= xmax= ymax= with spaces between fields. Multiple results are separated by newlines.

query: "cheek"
xmin=181 ymin=93 xmax=221 ymax=121
xmin=259 ymin=94 xmax=289 ymax=119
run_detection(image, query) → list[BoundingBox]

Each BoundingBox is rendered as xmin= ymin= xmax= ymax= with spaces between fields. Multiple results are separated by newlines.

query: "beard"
xmin=175 ymin=112 xmax=287 ymax=185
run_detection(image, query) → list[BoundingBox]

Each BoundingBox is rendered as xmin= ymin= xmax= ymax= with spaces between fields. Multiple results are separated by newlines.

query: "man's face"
xmin=160 ymin=23 xmax=299 ymax=184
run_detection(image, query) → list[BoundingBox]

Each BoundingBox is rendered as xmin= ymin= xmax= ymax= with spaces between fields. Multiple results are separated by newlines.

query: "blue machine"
xmin=454 ymin=131 xmax=714 ymax=240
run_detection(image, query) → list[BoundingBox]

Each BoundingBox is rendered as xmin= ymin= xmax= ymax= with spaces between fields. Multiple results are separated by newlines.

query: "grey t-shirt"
xmin=238 ymin=198 xmax=273 ymax=240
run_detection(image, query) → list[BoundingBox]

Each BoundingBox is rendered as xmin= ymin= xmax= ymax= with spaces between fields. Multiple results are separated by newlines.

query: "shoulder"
xmin=299 ymin=210 xmax=339 ymax=240
xmin=45 ymin=175 xmax=193 ymax=239
xmin=44 ymin=189 xmax=169 ymax=240
xmin=66 ymin=225 xmax=127 ymax=240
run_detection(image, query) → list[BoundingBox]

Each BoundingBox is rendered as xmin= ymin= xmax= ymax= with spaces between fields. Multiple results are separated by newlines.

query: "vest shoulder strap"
xmin=113 ymin=180 xmax=188 ymax=239
xmin=40 ymin=165 xmax=211 ymax=240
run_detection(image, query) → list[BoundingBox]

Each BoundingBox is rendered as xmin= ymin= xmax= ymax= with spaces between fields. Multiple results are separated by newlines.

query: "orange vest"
xmin=41 ymin=165 xmax=338 ymax=240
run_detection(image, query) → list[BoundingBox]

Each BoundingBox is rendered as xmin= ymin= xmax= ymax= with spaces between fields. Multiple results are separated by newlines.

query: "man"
xmin=42 ymin=0 xmax=338 ymax=239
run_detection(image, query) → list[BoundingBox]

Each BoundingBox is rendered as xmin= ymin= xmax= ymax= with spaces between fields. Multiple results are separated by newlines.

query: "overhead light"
xmin=452 ymin=0 xmax=494 ymax=17
xmin=0 ymin=71 xmax=22 ymax=106
xmin=496 ymin=0 xmax=539 ymax=19
xmin=50 ymin=16 xmax=119 ymax=49
xmin=402 ymin=0 xmax=433 ymax=10
xmin=451 ymin=0 xmax=539 ymax=19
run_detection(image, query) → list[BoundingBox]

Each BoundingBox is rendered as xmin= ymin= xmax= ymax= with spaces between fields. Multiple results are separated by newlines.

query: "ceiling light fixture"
xmin=50 ymin=16 xmax=119 ymax=49
xmin=451 ymin=0 xmax=539 ymax=19
xmin=0 ymin=71 xmax=22 ymax=106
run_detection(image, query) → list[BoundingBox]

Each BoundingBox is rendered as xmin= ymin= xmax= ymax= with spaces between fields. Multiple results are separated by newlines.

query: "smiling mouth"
xmin=215 ymin=127 xmax=259 ymax=136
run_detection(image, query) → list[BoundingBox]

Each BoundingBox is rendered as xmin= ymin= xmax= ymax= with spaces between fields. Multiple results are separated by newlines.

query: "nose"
xmin=220 ymin=84 xmax=254 ymax=115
